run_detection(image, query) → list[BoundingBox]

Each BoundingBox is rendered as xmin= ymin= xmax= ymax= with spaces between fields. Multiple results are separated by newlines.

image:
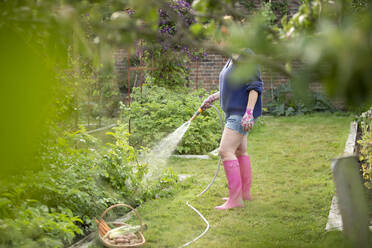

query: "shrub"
xmin=123 ymin=85 xmax=222 ymax=154
xmin=264 ymin=81 xmax=337 ymax=116
xmin=144 ymin=50 xmax=191 ymax=88
xmin=0 ymin=201 xmax=83 ymax=248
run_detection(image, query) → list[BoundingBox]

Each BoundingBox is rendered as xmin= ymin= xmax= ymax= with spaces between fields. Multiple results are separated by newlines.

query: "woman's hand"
xmin=201 ymin=94 xmax=218 ymax=110
xmin=241 ymin=108 xmax=254 ymax=132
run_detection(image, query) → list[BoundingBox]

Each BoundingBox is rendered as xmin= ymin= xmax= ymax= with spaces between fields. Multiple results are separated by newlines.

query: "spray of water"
xmin=142 ymin=121 xmax=191 ymax=180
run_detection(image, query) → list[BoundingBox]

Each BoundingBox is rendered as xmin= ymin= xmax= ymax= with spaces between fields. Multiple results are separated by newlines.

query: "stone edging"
xmin=325 ymin=121 xmax=358 ymax=232
xmin=170 ymin=148 xmax=219 ymax=160
xmin=171 ymin=155 xmax=211 ymax=159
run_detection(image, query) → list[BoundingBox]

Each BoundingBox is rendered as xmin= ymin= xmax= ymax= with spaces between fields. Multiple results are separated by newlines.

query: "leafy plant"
xmin=123 ymin=85 xmax=222 ymax=154
xmin=260 ymin=2 xmax=278 ymax=26
xmin=0 ymin=122 xmax=178 ymax=247
xmin=99 ymin=122 xmax=148 ymax=202
xmin=265 ymin=81 xmax=337 ymax=116
xmin=0 ymin=193 xmax=84 ymax=247
xmin=144 ymin=49 xmax=191 ymax=88
xmin=269 ymin=0 xmax=289 ymax=21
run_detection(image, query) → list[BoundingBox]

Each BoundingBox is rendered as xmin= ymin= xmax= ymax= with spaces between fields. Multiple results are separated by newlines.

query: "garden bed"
xmin=326 ymin=117 xmax=372 ymax=231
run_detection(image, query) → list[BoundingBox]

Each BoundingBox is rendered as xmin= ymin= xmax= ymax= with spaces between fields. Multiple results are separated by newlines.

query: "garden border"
xmin=325 ymin=121 xmax=365 ymax=231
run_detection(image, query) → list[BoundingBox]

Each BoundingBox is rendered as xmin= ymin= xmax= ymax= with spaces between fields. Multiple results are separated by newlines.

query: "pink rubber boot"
xmin=238 ymin=155 xmax=252 ymax=200
xmin=223 ymin=155 xmax=252 ymax=201
xmin=215 ymin=160 xmax=244 ymax=210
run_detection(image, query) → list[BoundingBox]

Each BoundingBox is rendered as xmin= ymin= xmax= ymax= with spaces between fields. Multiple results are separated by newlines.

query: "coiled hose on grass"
xmin=181 ymin=105 xmax=224 ymax=247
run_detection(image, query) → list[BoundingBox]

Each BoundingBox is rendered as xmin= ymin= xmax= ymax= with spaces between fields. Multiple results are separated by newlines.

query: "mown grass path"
xmin=108 ymin=114 xmax=353 ymax=248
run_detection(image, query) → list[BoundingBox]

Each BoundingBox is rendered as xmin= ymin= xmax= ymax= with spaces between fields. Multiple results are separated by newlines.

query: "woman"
xmin=200 ymin=49 xmax=263 ymax=210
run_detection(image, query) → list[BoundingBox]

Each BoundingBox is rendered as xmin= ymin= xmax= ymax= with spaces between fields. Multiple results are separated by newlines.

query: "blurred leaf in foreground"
xmin=0 ymin=28 xmax=55 ymax=177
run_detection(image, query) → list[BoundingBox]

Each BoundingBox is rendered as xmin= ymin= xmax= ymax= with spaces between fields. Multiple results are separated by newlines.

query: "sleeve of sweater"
xmin=246 ymin=80 xmax=264 ymax=95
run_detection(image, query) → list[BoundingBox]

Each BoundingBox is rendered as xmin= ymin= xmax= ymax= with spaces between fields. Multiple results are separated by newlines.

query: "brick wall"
xmin=188 ymin=55 xmax=345 ymax=109
xmin=114 ymin=49 xmax=128 ymax=71
xmin=189 ymin=53 xmax=228 ymax=90
xmin=188 ymin=54 xmax=293 ymax=92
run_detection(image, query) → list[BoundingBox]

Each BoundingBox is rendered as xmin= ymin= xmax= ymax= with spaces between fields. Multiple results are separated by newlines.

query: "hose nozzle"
xmin=190 ymin=108 xmax=203 ymax=122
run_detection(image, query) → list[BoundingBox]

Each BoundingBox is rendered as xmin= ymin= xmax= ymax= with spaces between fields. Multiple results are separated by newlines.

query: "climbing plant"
xmin=143 ymin=0 xmax=206 ymax=88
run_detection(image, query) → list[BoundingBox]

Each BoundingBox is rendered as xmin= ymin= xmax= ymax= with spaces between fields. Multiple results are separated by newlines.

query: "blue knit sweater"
xmin=219 ymin=53 xmax=264 ymax=119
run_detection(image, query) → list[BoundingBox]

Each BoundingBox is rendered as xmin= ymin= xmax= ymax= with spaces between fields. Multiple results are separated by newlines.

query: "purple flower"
xmin=153 ymin=0 xmax=201 ymax=60
xmin=127 ymin=9 xmax=135 ymax=16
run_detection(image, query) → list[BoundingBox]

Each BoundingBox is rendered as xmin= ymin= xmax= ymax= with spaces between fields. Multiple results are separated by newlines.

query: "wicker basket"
xmin=97 ymin=203 xmax=146 ymax=248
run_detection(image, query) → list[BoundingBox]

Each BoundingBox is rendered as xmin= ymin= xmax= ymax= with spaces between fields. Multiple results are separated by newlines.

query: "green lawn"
xmin=90 ymin=113 xmax=354 ymax=248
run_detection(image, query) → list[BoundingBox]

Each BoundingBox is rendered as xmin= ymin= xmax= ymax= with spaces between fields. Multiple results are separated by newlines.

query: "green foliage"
xmin=0 ymin=27 xmax=58 ymax=178
xmin=275 ymin=0 xmax=372 ymax=107
xmin=180 ymin=109 xmax=222 ymax=154
xmin=144 ymin=49 xmax=191 ymax=88
xmin=0 ymin=201 xmax=83 ymax=247
xmin=260 ymin=2 xmax=279 ymax=26
xmin=357 ymin=107 xmax=372 ymax=189
xmin=123 ymin=86 xmax=222 ymax=154
xmin=0 ymin=123 xmax=177 ymax=247
xmin=0 ymin=0 xmax=122 ymax=177
xmin=198 ymin=0 xmax=372 ymax=108
xmin=3 ymin=0 xmax=372 ymax=246
xmin=0 ymin=130 xmax=114 ymax=246
xmin=239 ymin=0 xmax=255 ymax=12
xmin=150 ymin=168 xmax=179 ymax=199
xmin=279 ymin=0 xmax=321 ymax=37
xmin=100 ymin=123 xmax=147 ymax=201
xmin=351 ymin=0 xmax=369 ymax=12
xmin=92 ymin=65 xmax=121 ymax=118
xmin=265 ymin=82 xmax=337 ymax=116
xmin=1 ymin=205 xmax=75 ymax=247
xmin=269 ymin=0 xmax=289 ymax=20
xmin=63 ymin=53 xmax=121 ymax=128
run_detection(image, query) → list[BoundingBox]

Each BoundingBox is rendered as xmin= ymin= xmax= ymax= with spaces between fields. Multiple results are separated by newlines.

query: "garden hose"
xmin=189 ymin=108 xmax=203 ymax=122
xmin=181 ymin=105 xmax=224 ymax=247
